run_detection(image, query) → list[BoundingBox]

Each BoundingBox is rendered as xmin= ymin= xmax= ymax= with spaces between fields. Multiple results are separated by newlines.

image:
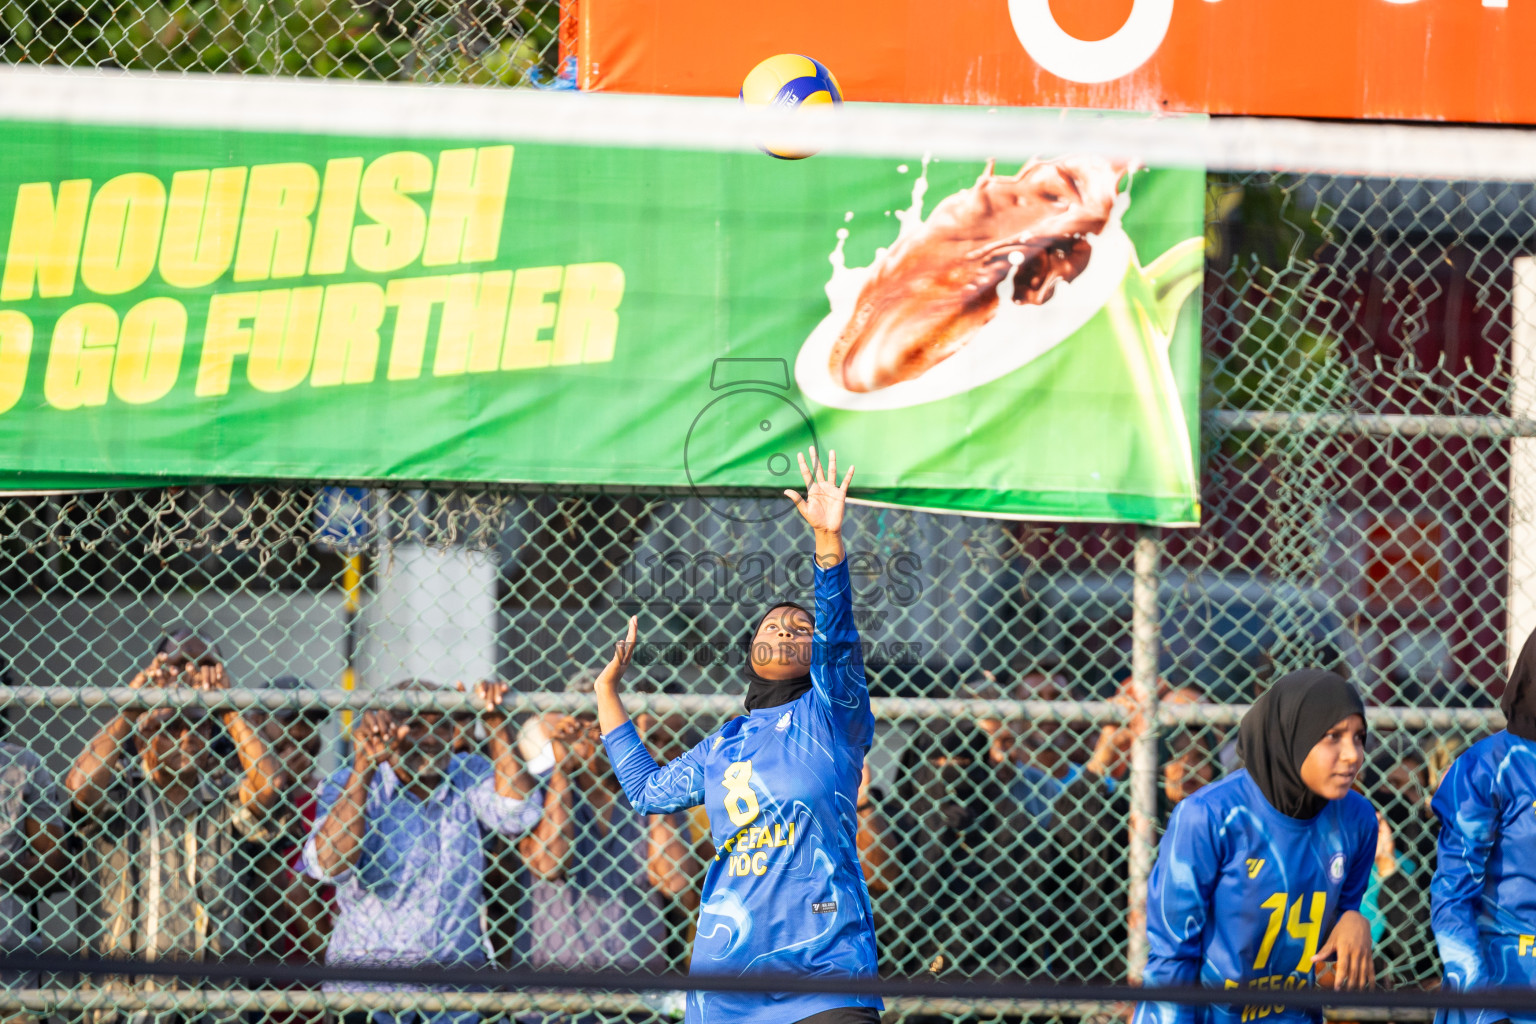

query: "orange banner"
xmin=578 ymin=0 xmax=1536 ymax=123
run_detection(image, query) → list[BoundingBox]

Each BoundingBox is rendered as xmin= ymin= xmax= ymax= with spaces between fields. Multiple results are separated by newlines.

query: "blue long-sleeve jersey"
xmin=602 ymin=557 xmax=881 ymax=1024
xmin=1430 ymin=731 xmax=1536 ymax=1024
xmin=1133 ymin=770 xmax=1376 ymax=1024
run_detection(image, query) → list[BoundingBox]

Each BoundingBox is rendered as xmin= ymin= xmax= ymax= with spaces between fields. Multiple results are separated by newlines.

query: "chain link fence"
xmin=1 ymin=0 xmax=570 ymax=84
xmin=0 ymin=111 xmax=1527 ymax=1023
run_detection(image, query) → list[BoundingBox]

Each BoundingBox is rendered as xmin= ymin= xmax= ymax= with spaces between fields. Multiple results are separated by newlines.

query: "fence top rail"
xmin=1207 ymin=410 xmax=1536 ymax=439
xmin=0 ymin=686 xmax=1504 ymax=729
xmin=0 ymin=989 xmax=1425 ymax=1021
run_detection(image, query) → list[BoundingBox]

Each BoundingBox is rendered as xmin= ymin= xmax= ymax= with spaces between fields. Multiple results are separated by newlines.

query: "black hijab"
xmin=742 ymin=602 xmax=813 ymax=711
xmin=1502 ymin=626 xmax=1536 ymax=742
xmin=1237 ymin=669 xmax=1366 ymax=820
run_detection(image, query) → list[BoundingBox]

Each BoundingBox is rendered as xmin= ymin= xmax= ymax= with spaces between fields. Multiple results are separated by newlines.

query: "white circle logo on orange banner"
xmin=1007 ymin=0 xmax=1176 ymax=84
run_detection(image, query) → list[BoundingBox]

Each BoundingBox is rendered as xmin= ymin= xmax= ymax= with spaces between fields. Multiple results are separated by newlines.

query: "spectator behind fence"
xmin=0 ymin=669 xmax=69 ymax=994
xmin=1362 ymin=743 xmax=1437 ymax=986
xmin=515 ymin=712 xmax=701 ymax=979
xmin=302 ymin=679 xmax=540 ymax=1024
xmin=1046 ymin=679 xmax=1209 ymax=982
xmin=250 ymin=675 xmax=332 ymax=966
xmin=991 ymin=668 xmax=1094 ymax=831
xmin=889 ymin=719 xmax=1038 ymax=978
xmin=64 ymin=628 xmax=283 ymax=987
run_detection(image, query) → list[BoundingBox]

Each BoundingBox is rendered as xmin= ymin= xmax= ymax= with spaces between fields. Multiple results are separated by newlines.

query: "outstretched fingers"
xmin=614 ymin=616 xmax=638 ymax=668
xmin=469 ymin=679 xmax=509 ymax=713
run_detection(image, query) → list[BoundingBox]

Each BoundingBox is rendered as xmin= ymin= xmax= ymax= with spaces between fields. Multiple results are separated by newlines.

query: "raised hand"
xmin=593 ymin=617 xmax=640 ymax=739
xmin=124 ymin=654 xmax=168 ymax=722
xmin=460 ymin=680 xmax=510 ymax=730
xmin=352 ymin=710 xmax=405 ymax=775
xmin=191 ymin=661 xmax=231 ymax=692
xmin=784 ymin=447 xmax=854 ymax=536
xmin=547 ymin=715 xmax=587 ymax=770
xmin=1085 ymin=675 xmax=1164 ymax=778
xmin=595 ymin=616 xmax=639 ymax=696
xmin=132 ymin=654 xmax=170 ymax=689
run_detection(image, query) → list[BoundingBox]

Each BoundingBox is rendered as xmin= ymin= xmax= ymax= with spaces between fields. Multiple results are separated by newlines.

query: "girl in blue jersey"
xmin=1430 ymin=626 xmax=1536 ymax=1024
xmin=1134 ymin=670 xmax=1377 ymax=1024
xmin=593 ymin=448 xmax=882 ymax=1024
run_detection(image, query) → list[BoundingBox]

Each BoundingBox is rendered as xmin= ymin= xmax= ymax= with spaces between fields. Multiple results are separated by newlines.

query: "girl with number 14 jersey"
xmin=595 ymin=448 xmax=881 ymax=1024
xmin=1135 ymin=670 xmax=1378 ymax=1024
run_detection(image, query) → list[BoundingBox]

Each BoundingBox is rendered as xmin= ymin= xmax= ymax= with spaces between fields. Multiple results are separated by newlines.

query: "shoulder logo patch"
xmin=1245 ymin=858 xmax=1265 ymax=879
xmin=776 ymin=711 xmax=793 ymax=732
xmin=1328 ymin=853 xmax=1346 ymax=882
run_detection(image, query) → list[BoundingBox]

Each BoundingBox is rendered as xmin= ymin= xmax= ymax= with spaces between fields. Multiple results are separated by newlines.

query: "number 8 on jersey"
xmin=723 ymin=760 xmax=760 ymax=826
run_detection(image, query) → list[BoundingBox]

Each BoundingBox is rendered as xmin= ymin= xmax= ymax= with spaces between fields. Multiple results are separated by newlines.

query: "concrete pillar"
xmin=358 ymin=543 xmax=499 ymax=690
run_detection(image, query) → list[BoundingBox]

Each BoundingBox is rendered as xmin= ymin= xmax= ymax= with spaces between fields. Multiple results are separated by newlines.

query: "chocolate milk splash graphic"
xmin=791 ymin=157 xmax=1206 ymax=521
xmin=794 ymin=158 xmax=1204 ymax=419
xmin=830 ymin=157 xmax=1124 ymax=394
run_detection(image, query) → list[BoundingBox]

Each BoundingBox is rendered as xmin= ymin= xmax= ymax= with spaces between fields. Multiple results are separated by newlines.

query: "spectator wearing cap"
xmin=249 ymin=675 xmax=332 ymax=968
xmin=301 ymin=679 xmax=541 ymax=1024
xmin=63 ymin=627 xmax=284 ymax=1010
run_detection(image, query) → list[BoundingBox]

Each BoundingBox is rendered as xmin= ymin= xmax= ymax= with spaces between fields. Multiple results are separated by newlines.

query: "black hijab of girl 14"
xmin=1237 ymin=669 xmax=1366 ymax=820
xmin=1501 ymin=626 xmax=1536 ymax=742
xmin=742 ymin=602 xmax=814 ymax=712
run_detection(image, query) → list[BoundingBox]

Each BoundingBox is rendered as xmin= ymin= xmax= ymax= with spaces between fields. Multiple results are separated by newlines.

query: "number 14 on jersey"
xmin=1254 ymin=891 xmax=1326 ymax=973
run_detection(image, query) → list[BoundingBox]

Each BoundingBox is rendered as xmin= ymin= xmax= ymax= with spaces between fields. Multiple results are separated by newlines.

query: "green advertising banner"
xmin=0 ymin=105 xmax=1205 ymax=523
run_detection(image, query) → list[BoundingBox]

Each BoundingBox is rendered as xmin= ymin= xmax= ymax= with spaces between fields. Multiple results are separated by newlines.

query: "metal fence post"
xmin=1127 ymin=523 xmax=1162 ymax=984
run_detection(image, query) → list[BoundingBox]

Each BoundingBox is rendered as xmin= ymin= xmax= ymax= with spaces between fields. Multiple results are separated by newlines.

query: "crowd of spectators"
xmin=0 ymin=626 xmax=1458 ymax=1021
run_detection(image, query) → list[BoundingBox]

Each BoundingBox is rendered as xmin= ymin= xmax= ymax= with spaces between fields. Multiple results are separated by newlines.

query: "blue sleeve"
xmin=811 ymin=556 xmax=874 ymax=748
xmin=1430 ymin=746 xmax=1499 ymax=1003
xmin=603 ymin=720 xmax=707 ymax=814
xmin=1136 ymin=797 xmax=1221 ymax=1024
xmin=1337 ymin=798 xmax=1376 ymax=914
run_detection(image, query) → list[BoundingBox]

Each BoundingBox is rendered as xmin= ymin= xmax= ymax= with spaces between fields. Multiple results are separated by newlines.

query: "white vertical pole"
xmin=1508 ymin=257 xmax=1536 ymax=674
xmin=1127 ymin=523 xmax=1161 ymax=983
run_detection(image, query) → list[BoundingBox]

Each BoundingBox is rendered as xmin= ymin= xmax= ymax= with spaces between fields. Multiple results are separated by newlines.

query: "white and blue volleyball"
xmin=739 ymin=53 xmax=843 ymax=160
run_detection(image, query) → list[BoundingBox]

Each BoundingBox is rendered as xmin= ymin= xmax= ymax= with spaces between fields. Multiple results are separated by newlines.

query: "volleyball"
xmin=739 ymin=53 xmax=842 ymax=159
